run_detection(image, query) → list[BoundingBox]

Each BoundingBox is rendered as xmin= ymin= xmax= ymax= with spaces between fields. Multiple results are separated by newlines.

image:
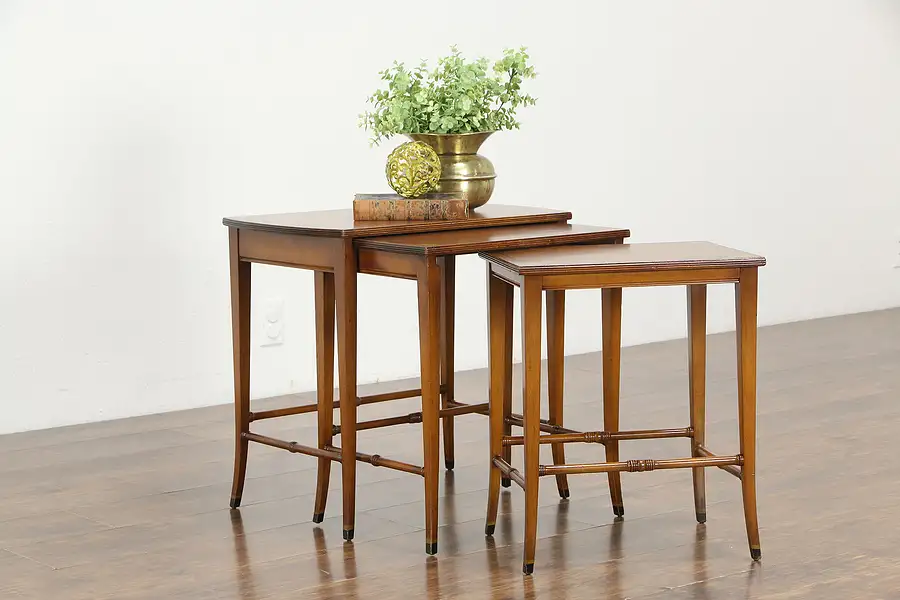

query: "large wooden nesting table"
xmin=223 ymin=205 xmax=630 ymax=554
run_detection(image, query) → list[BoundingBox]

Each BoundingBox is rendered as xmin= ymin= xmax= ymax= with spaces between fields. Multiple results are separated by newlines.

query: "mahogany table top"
xmin=355 ymin=223 xmax=630 ymax=256
xmin=482 ymin=241 xmax=766 ymax=275
xmin=223 ymin=205 xmax=572 ymax=238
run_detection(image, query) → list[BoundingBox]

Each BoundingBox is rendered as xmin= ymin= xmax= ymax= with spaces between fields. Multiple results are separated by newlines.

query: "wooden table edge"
xmin=478 ymin=254 xmax=767 ymax=276
xmin=355 ymin=228 xmax=633 ymax=256
xmin=222 ymin=210 xmax=574 ymax=239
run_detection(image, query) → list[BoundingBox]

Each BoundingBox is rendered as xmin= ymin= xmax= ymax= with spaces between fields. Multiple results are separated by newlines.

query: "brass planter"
xmin=406 ymin=132 xmax=496 ymax=209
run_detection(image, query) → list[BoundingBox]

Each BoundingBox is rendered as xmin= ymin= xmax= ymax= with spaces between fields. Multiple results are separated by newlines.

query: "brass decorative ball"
xmin=385 ymin=141 xmax=442 ymax=198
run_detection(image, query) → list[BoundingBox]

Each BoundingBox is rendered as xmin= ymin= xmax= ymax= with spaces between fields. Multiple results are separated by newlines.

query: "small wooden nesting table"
xmin=223 ymin=205 xmax=630 ymax=554
xmin=479 ymin=242 xmax=765 ymax=574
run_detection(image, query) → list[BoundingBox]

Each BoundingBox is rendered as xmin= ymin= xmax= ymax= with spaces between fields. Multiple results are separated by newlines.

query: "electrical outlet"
xmin=895 ymin=240 xmax=900 ymax=269
xmin=261 ymin=297 xmax=284 ymax=346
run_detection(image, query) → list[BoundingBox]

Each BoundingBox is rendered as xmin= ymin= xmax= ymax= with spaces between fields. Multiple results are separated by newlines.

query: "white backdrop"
xmin=1 ymin=1 xmax=899 ymax=434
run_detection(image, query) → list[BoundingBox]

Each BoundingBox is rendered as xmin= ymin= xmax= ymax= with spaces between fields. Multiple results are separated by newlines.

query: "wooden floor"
xmin=1 ymin=308 xmax=899 ymax=599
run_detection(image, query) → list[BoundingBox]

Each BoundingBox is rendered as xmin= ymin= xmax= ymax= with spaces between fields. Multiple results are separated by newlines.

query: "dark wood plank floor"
xmin=2 ymin=308 xmax=899 ymax=599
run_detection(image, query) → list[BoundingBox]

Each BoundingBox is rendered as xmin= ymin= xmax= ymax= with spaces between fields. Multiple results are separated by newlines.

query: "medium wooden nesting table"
xmin=223 ymin=205 xmax=629 ymax=554
xmin=480 ymin=242 xmax=765 ymax=573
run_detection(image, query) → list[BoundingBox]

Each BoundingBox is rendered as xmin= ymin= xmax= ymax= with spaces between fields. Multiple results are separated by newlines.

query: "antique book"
xmin=353 ymin=193 xmax=469 ymax=221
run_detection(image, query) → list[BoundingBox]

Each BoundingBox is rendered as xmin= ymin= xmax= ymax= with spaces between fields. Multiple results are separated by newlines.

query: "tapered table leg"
xmin=439 ymin=256 xmax=456 ymax=470
xmin=736 ymin=268 xmax=761 ymax=560
xmin=313 ymin=271 xmax=335 ymax=522
xmin=485 ymin=265 xmax=511 ymax=535
xmin=417 ymin=256 xmax=442 ymax=555
xmin=521 ymin=277 xmax=543 ymax=574
xmin=336 ymin=240 xmax=358 ymax=541
xmin=688 ymin=284 xmax=707 ymax=523
xmin=229 ymin=228 xmax=251 ymax=509
xmin=500 ymin=274 xmax=514 ymax=489
xmin=602 ymin=287 xmax=624 ymax=517
xmin=546 ymin=290 xmax=569 ymax=499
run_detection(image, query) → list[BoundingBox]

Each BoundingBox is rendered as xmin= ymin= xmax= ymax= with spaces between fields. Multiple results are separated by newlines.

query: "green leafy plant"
xmin=360 ymin=46 xmax=537 ymax=145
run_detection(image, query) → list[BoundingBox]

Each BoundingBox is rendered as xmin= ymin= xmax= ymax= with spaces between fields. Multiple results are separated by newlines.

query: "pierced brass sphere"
xmin=385 ymin=141 xmax=442 ymax=198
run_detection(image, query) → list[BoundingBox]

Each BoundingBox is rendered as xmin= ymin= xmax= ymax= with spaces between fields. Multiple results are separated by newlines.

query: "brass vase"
xmin=406 ymin=132 xmax=496 ymax=209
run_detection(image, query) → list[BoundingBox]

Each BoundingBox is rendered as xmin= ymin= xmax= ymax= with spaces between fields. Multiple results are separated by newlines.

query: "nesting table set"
xmin=223 ymin=205 xmax=765 ymax=574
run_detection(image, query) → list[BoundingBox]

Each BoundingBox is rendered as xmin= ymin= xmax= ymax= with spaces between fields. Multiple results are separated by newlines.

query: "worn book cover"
xmin=353 ymin=193 xmax=469 ymax=221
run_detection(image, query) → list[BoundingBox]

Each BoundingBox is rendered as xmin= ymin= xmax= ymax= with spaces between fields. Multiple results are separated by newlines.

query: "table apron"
xmin=539 ymin=268 xmax=741 ymax=289
xmin=237 ymin=229 xmax=340 ymax=271
xmin=357 ymin=247 xmax=421 ymax=279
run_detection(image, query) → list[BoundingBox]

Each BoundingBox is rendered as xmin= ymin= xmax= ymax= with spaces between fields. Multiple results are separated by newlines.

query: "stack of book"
xmin=353 ymin=193 xmax=469 ymax=221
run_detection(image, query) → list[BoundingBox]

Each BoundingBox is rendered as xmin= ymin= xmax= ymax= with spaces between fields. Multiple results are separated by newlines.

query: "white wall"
xmin=2 ymin=1 xmax=899 ymax=434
